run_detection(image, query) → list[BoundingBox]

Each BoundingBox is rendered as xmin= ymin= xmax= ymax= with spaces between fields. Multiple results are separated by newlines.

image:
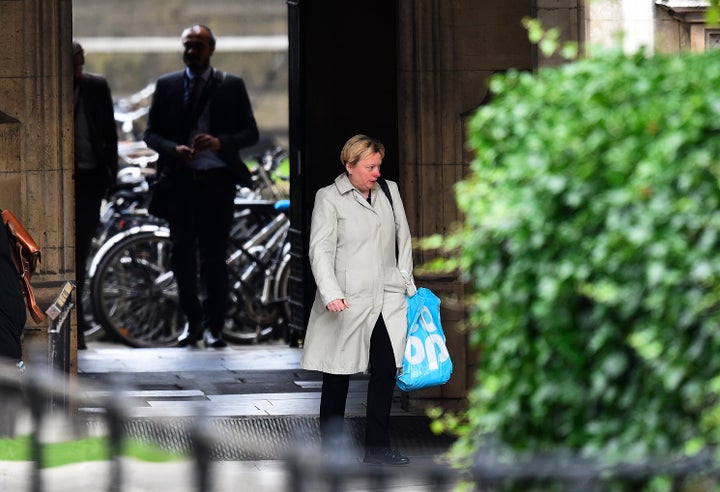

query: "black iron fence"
xmin=1 ymin=286 xmax=718 ymax=492
xmin=0 ymin=352 xmax=462 ymax=492
xmin=5 ymin=355 xmax=720 ymax=492
xmin=470 ymin=442 xmax=720 ymax=492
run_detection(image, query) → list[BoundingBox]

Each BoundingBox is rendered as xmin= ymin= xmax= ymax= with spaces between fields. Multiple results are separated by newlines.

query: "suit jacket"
xmin=75 ymin=73 xmax=119 ymax=188
xmin=143 ymin=68 xmax=259 ymax=186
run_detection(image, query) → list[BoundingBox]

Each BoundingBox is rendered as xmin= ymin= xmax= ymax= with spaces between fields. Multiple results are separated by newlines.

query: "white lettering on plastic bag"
xmin=405 ymin=306 xmax=450 ymax=370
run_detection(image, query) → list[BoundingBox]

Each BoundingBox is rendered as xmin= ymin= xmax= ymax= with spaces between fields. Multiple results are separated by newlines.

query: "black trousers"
xmin=319 ymin=315 xmax=397 ymax=449
xmin=167 ymin=167 xmax=236 ymax=333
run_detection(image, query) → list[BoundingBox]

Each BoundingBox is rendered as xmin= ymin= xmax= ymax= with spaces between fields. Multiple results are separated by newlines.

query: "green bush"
xmin=442 ymin=46 xmax=720 ymax=467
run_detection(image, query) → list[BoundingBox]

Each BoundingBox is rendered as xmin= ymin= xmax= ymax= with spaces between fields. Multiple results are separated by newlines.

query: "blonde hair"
xmin=340 ymin=134 xmax=385 ymax=168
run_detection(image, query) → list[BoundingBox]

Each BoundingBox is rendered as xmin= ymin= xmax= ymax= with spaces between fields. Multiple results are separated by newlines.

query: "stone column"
xmin=536 ymin=0 xmax=584 ymax=67
xmin=396 ymin=0 xmax=533 ymax=410
xmin=1 ymin=0 xmax=76 ymax=372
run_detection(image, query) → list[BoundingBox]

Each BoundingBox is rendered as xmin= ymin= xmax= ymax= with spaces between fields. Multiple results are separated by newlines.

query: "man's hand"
xmin=192 ymin=133 xmax=220 ymax=153
xmin=326 ymin=299 xmax=349 ymax=312
xmin=175 ymin=144 xmax=195 ymax=162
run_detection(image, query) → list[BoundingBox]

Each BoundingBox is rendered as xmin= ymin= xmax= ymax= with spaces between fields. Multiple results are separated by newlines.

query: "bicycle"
xmin=83 ymin=144 xmax=288 ymax=343
xmin=87 ymin=224 xmax=179 ymax=347
xmin=80 ymin=170 xmax=163 ymax=342
xmin=87 ymin=200 xmax=290 ymax=347
xmin=224 ymin=199 xmax=290 ymax=344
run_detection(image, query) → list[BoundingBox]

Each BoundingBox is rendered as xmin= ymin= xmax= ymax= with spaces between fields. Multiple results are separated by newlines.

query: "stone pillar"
xmin=584 ymin=0 xmax=624 ymax=49
xmin=536 ymin=0 xmax=584 ymax=67
xmin=622 ymin=0 xmax=655 ymax=53
xmin=565 ymin=0 xmax=653 ymax=55
xmin=396 ymin=0 xmax=533 ymax=410
xmin=1 ymin=0 xmax=76 ymax=372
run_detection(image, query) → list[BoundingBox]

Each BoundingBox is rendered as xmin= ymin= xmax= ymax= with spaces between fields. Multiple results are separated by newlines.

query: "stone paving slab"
xmin=78 ymin=341 xmax=419 ymax=419
xmin=74 ymin=340 xmax=457 ymax=478
xmin=79 ymin=344 xmax=305 ymax=373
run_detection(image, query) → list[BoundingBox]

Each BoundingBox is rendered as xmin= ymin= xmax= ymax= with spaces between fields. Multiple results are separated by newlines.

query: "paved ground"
xmin=59 ymin=339 xmax=461 ymax=491
xmin=78 ymin=339 xmax=426 ymax=419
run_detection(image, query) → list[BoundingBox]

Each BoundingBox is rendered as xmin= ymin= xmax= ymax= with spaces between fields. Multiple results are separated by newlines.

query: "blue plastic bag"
xmin=396 ymin=288 xmax=452 ymax=392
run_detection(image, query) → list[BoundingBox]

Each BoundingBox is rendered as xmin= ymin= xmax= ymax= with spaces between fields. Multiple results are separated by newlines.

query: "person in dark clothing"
xmin=73 ymin=40 xmax=119 ymax=349
xmin=0 ymin=210 xmax=28 ymax=439
xmin=0 ymin=210 xmax=27 ymax=365
xmin=144 ymin=25 xmax=259 ymax=348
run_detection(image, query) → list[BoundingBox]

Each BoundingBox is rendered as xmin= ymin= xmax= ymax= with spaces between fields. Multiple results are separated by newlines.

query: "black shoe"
xmin=203 ymin=329 xmax=227 ymax=348
xmin=177 ymin=322 xmax=201 ymax=347
xmin=363 ymin=447 xmax=409 ymax=466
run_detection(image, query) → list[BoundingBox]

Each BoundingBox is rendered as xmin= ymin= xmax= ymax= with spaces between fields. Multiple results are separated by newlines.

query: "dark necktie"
xmin=185 ymin=77 xmax=202 ymax=111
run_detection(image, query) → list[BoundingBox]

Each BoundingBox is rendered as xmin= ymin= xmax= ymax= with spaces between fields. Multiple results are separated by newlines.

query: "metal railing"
xmin=3 ymin=361 xmax=720 ymax=492
xmin=0 ymin=351 xmax=463 ymax=492
xmin=286 ymin=446 xmax=459 ymax=492
xmin=470 ymin=442 xmax=720 ymax=492
xmin=2 ymin=296 xmax=718 ymax=492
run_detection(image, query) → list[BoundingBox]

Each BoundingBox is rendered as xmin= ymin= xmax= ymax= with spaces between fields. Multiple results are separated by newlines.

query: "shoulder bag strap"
xmin=378 ymin=177 xmax=398 ymax=262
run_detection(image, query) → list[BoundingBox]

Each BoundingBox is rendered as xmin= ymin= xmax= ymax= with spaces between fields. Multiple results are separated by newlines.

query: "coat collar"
xmin=334 ymin=173 xmax=354 ymax=195
xmin=334 ymin=172 xmax=379 ymax=198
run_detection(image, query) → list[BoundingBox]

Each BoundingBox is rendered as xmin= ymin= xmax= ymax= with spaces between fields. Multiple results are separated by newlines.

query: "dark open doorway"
xmin=71 ymin=0 xmax=400 ymax=349
xmin=287 ymin=0 xmax=399 ymax=341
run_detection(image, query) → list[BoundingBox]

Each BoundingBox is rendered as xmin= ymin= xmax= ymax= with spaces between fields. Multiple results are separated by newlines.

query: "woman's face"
xmin=346 ymin=151 xmax=382 ymax=195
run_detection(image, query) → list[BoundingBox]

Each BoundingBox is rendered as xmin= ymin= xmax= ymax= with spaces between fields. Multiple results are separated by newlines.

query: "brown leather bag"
xmin=2 ymin=209 xmax=45 ymax=323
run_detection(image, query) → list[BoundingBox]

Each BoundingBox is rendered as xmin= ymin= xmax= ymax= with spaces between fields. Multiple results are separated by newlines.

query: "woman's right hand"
xmin=326 ymin=298 xmax=349 ymax=312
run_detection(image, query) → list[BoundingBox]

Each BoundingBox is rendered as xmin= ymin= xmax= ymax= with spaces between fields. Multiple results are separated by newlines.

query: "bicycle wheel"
xmin=273 ymin=252 xmax=298 ymax=346
xmin=81 ymin=279 xmax=105 ymax=341
xmin=223 ymin=242 xmax=281 ymax=345
xmin=223 ymin=282 xmax=277 ymax=344
xmin=89 ymin=226 xmax=182 ymax=347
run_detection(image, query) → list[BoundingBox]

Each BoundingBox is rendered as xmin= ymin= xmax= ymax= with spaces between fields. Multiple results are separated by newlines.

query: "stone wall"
xmin=0 ymin=0 xmax=76 ymax=369
xmin=396 ymin=0 xmax=534 ymax=405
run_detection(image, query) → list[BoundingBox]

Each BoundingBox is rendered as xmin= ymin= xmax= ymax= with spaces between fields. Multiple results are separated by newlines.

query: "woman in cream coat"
xmin=301 ymin=135 xmax=417 ymax=466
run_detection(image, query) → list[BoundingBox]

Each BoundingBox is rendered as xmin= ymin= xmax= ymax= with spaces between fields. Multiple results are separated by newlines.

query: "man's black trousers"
xmin=167 ymin=167 xmax=236 ymax=334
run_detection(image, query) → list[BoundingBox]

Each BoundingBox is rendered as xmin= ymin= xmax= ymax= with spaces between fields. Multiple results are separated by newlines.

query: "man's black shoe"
xmin=363 ymin=447 xmax=410 ymax=466
xmin=177 ymin=322 xmax=201 ymax=347
xmin=203 ymin=329 xmax=227 ymax=348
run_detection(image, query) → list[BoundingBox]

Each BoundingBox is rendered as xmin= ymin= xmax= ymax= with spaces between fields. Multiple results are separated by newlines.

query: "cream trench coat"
xmin=300 ymin=173 xmax=417 ymax=374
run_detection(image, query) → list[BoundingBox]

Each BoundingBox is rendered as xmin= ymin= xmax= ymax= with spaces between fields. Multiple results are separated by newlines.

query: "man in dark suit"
xmin=73 ymin=40 xmax=119 ymax=349
xmin=144 ymin=25 xmax=259 ymax=348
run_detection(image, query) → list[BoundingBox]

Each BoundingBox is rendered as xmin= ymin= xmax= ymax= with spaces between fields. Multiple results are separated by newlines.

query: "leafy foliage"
xmin=710 ymin=0 xmax=720 ymax=26
xmin=442 ymin=46 xmax=720 ymax=467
